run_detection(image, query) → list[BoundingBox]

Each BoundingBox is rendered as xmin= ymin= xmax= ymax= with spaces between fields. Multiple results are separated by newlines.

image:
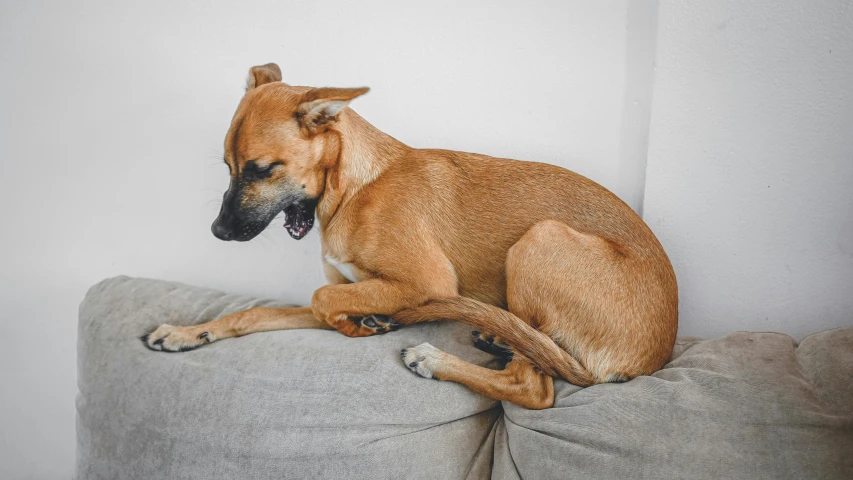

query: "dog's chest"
xmin=323 ymin=254 xmax=363 ymax=283
xmin=320 ymin=221 xmax=370 ymax=283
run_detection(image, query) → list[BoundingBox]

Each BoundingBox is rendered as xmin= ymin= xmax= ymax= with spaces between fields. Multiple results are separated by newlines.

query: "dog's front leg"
xmin=311 ymin=279 xmax=439 ymax=337
xmin=142 ymin=306 xmax=332 ymax=352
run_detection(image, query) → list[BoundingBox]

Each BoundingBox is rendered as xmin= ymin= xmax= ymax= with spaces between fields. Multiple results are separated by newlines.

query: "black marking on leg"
xmin=472 ymin=331 xmax=514 ymax=360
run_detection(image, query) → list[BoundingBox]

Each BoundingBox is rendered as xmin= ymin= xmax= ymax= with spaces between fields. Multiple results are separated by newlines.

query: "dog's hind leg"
xmin=398 ymin=218 xmax=675 ymax=394
xmin=401 ymin=345 xmax=554 ymax=410
xmin=395 ymin=296 xmax=595 ymax=386
xmin=395 ymin=219 xmax=626 ymax=387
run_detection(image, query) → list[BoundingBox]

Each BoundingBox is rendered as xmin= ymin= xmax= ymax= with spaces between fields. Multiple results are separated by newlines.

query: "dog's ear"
xmin=296 ymin=87 xmax=369 ymax=134
xmin=246 ymin=63 xmax=283 ymax=90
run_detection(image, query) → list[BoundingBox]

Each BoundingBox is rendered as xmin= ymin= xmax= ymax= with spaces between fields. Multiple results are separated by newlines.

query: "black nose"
xmin=211 ymin=219 xmax=234 ymax=241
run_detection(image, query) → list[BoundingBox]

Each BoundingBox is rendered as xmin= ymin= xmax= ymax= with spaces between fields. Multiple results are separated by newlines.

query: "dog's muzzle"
xmin=210 ymin=209 xmax=270 ymax=242
xmin=211 ymin=194 xmax=318 ymax=242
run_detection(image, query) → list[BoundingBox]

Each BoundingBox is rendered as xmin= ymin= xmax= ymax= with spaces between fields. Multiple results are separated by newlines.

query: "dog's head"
xmin=211 ymin=63 xmax=368 ymax=241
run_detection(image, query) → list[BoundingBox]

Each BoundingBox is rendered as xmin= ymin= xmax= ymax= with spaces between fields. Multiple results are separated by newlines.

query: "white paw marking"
xmin=143 ymin=324 xmax=210 ymax=352
xmin=401 ymin=342 xmax=444 ymax=379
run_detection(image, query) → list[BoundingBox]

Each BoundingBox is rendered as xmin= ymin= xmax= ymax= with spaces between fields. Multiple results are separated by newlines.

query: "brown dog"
xmin=143 ymin=63 xmax=678 ymax=409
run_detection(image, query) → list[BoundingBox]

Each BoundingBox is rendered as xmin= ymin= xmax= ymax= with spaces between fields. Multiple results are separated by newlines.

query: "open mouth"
xmin=282 ymin=200 xmax=316 ymax=240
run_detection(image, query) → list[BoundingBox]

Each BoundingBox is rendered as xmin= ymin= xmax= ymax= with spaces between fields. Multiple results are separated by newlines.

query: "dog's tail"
xmin=394 ymin=296 xmax=596 ymax=386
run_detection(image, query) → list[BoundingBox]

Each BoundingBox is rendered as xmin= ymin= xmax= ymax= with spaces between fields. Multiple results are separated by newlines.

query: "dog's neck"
xmin=316 ymin=108 xmax=409 ymax=229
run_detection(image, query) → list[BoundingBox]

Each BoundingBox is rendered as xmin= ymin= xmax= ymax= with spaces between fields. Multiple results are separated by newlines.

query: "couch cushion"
xmin=797 ymin=327 xmax=853 ymax=417
xmin=76 ymin=276 xmax=500 ymax=480
xmin=493 ymin=330 xmax=853 ymax=480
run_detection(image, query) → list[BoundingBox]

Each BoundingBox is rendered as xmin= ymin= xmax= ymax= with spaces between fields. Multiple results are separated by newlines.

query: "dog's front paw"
xmin=352 ymin=314 xmax=400 ymax=334
xmin=401 ymin=343 xmax=444 ymax=379
xmin=334 ymin=314 xmax=401 ymax=337
xmin=141 ymin=324 xmax=214 ymax=352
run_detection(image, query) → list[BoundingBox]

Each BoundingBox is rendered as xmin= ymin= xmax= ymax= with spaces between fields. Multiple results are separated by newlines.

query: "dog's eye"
xmin=243 ymin=160 xmax=283 ymax=181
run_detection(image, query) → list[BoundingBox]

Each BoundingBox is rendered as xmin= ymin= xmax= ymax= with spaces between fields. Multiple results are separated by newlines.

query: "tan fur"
xmin=144 ymin=63 xmax=679 ymax=409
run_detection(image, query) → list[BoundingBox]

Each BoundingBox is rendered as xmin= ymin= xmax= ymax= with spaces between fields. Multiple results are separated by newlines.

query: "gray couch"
xmin=77 ymin=276 xmax=853 ymax=479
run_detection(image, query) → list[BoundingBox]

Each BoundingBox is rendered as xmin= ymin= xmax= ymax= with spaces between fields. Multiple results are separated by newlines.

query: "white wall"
xmin=0 ymin=1 xmax=654 ymax=477
xmin=644 ymin=0 xmax=853 ymax=340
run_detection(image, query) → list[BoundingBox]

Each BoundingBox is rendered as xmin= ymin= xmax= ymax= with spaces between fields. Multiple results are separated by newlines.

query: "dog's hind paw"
xmin=401 ymin=343 xmax=444 ymax=379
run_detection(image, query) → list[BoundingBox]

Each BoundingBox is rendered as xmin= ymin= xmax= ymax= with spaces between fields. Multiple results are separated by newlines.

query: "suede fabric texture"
xmin=492 ymin=333 xmax=853 ymax=480
xmin=77 ymin=277 xmax=853 ymax=479
xmin=77 ymin=276 xmax=499 ymax=480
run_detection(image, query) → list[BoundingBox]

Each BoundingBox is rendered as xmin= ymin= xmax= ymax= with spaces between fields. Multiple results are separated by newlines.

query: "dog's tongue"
xmin=283 ymin=204 xmax=313 ymax=239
